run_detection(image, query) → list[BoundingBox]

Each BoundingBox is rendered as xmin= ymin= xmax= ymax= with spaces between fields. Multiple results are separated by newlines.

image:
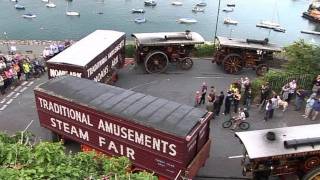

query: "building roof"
xmin=47 ymin=30 xmax=125 ymax=67
xmin=217 ymin=36 xmax=282 ymax=52
xmin=236 ymin=124 xmax=320 ymax=159
xmin=132 ymin=31 xmax=205 ymax=46
xmin=35 ymin=76 xmax=207 ymax=138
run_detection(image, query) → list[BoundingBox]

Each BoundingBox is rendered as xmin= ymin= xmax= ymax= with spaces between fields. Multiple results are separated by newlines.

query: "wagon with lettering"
xmin=213 ymin=36 xmax=282 ymax=76
xmin=132 ymin=30 xmax=205 ymax=73
xmin=236 ymin=124 xmax=320 ymax=180
xmin=34 ymin=75 xmax=213 ymax=180
xmin=46 ymin=30 xmax=125 ymax=84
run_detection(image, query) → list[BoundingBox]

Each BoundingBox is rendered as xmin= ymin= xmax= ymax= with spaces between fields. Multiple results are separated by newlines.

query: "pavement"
xmin=0 ymin=45 xmax=318 ymax=179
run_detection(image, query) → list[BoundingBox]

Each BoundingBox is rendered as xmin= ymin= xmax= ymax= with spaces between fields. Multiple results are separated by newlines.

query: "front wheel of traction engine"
xmin=144 ymin=51 xmax=169 ymax=73
xmin=222 ymin=53 xmax=243 ymax=74
xmin=179 ymin=57 xmax=193 ymax=70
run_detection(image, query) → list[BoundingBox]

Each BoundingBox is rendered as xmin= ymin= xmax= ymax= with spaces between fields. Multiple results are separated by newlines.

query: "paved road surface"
xmin=0 ymin=59 xmax=317 ymax=179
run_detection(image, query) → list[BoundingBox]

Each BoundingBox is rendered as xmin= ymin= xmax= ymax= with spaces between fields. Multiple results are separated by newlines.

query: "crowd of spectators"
xmin=194 ymin=74 xmax=320 ymax=129
xmin=0 ymin=55 xmax=45 ymax=96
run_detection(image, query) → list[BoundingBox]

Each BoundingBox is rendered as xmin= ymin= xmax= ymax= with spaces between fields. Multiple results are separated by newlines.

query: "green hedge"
xmin=193 ymin=43 xmax=215 ymax=57
xmin=0 ymin=132 xmax=157 ymax=180
xmin=125 ymin=44 xmax=135 ymax=58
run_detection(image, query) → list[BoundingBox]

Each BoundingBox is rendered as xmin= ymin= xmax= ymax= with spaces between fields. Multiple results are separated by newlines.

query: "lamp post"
xmin=3 ymin=32 xmax=10 ymax=54
xmin=213 ymin=0 xmax=222 ymax=46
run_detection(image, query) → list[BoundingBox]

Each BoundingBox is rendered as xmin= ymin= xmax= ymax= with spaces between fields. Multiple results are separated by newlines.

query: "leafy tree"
xmin=284 ymin=40 xmax=320 ymax=75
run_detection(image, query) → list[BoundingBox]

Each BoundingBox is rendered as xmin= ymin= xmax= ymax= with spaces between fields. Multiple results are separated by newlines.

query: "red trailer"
xmin=46 ymin=30 xmax=125 ymax=84
xmin=34 ymin=76 xmax=212 ymax=180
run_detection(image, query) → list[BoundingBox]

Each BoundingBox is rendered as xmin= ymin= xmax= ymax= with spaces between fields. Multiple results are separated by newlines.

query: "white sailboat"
xmin=177 ymin=18 xmax=198 ymax=24
xmin=256 ymin=1 xmax=285 ymax=33
xmin=41 ymin=0 xmax=49 ymax=2
xmin=172 ymin=1 xmax=183 ymax=6
xmin=224 ymin=17 xmax=238 ymax=25
xmin=46 ymin=1 xmax=56 ymax=8
xmin=66 ymin=2 xmax=80 ymax=16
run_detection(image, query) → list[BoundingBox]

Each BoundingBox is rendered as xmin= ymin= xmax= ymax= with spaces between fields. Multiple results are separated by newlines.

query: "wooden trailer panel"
xmin=34 ymin=76 xmax=212 ymax=179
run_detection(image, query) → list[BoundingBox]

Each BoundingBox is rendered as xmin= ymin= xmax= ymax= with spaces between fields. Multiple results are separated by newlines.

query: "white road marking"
xmin=14 ymin=86 xmax=22 ymax=92
xmin=194 ymin=76 xmax=223 ymax=79
xmin=0 ymin=105 xmax=8 ymax=111
xmin=13 ymin=92 xmax=20 ymax=99
xmin=27 ymin=81 xmax=34 ymax=86
xmin=0 ymin=98 xmax=6 ymax=104
xmin=6 ymin=99 xmax=13 ymax=105
xmin=21 ymin=81 xmax=28 ymax=86
xmin=228 ymin=155 xmax=244 ymax=159
xmin=6 ymin=91 xmax=15 ymax=98
xmin=19 ymin=87 xmax=28 ymax=93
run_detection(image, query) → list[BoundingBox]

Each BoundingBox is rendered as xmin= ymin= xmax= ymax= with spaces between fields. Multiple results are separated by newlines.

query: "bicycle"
xmin=222 ymin=117 xmax=250 ymax=130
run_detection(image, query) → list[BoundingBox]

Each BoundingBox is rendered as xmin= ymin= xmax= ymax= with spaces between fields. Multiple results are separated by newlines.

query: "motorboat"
xmin=14 ymin=4 xmax=25 ymax=10
xmin=171 ymin=1 xmax=183 ymax=6
xmin=22 ymin=13 xmax=36 ymax=18
xmin=11 ymin=0 xmax=18 ymax=2
xmin=144 ymin=0 xmax=157 ymax=6
xmin=256 ymin=21 xmax=286 ymax=33
xmin=134 ymin=17 xmax=146 ymax=24
xmin=222 ymin=7 xmax=234 ymax=12
xmin=66 ymin=11 xmax=80 ymax=16
xmin=227 ymin=1 xmax=235 ymax=7
xmin=41 ymin=0 xmax=49 ymax=2
xmin=196 ymin=2 xmax=207 ymax=7
xmin=224 ymin=17 xmax=238 ymax=25
xmin=132 ymin=8 xmax=145 ymax=13
xmin=192 ymin=6 xmax=204 ymax=12
xmin=177 ymin=18 xmax=197 ymax=24
xmin=46 ymin=2 xmax=56 ymax=8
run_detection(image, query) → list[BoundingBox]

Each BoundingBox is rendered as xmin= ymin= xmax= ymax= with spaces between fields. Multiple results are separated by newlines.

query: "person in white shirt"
xmin=231 ymin=108 xmax=246 ymax=130
xmin=288 ymin=80 xmax=297 ymax=103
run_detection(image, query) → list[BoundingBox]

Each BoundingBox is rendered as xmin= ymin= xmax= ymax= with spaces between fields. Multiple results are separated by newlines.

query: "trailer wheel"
xmin=302 ymin=166 xmax=320 ymax=180
xmin=179 ymin=57 xmax=193 ymax=70
xmin=223 ymin=53 xmax=243 ymax=74
xmin=144 ymin=51 xmax=169 ymax=73
xmin=256 ymin=64 xmax=269 ymax=76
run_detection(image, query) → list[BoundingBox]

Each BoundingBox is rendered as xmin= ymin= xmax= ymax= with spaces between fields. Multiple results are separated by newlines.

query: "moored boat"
xmin=144 ymin=0 xmax=157 ymax=6
xmin=192 ymin=6 xmax=204 ymax=12
xmin=134 ymin=17 xmax=146 ymax=23
xmin=132 ymin=8 xmax=145 ymax=13
xmin=196 ymin=2 xmax=207 ymax=7
xmin=227 ymin=1 xmax=235 ymax=7
xmin=14 ymin=4 xmax=25 ymax=10
xmin=256 ymin=21 xmax=286 ymax=33
xmin=222 ymin=7 xmax=234 ymax=12
xmin=46 ymin=2 xmax=56 ymax=8
xmin=224 ymin=17 xmax=238 ymax=25
xmin=177 ymin=18 xmax=197 ymax=24
xmin=41 ymin=0 xmax=49 ymax=2
xmin=22 ymin=13 xmax=36 ymax=18
xmin=171 ymin=1 xmax=183 ymax=6
xmin=66 ymin=11 xmax=80 ymax=16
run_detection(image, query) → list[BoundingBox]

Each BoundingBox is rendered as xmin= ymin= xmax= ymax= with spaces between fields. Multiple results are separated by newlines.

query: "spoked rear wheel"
xmin=239 ymin=122 xmax=250 ymax=130
xmin=222 ymin=120 xmax=233 ymax=128
xmin=144 ymin=51 xmax=169 ymax=73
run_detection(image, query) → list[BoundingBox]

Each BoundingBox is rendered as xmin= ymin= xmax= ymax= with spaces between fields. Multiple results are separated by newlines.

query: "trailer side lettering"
xmin=87 ymin=40 xmax=124 ymax=77
xmin=49 ymin=69 xmax=82 ymax=78
xmin=98 ymin=136 xmax=135 ymax=160
xmin=38 ymin=97 xmax=93 ymax=127
xmin=50 ymin=117 xmax=89 ymax=141
xmin=98 ymin=119 xmax=177 ymax=157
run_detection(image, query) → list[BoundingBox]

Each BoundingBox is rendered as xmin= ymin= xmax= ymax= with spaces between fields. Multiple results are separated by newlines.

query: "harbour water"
xmin=0 ymin=0 xmax=319 ymax=46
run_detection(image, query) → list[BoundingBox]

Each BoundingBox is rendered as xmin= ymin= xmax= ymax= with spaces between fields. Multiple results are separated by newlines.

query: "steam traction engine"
xmin=132 ymin=31 xmax=205 ymax=73
xmin=236 ymin=124 xmax=320 ymax=180
xmin=213 ymin=36 xmax=282 ymax=76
